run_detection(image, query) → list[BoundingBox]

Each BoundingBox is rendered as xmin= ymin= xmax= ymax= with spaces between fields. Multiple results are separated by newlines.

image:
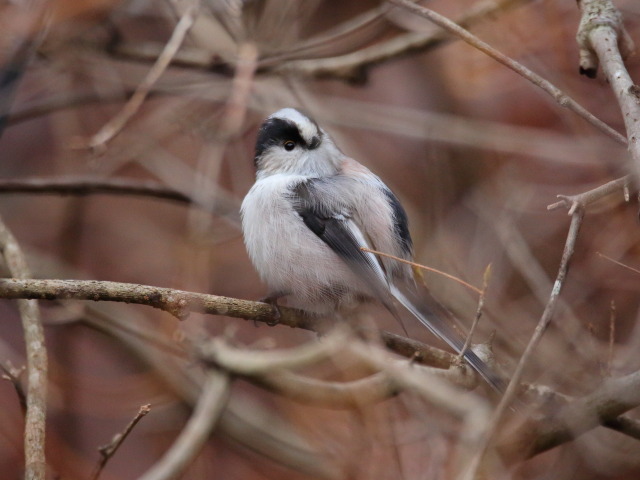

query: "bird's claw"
xmin=259 ymin=294 xmax=282 ymax=326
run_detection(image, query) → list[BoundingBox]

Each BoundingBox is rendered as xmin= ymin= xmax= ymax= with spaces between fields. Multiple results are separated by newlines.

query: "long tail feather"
xmin=390 ymin=282 xmax=505 ymax=393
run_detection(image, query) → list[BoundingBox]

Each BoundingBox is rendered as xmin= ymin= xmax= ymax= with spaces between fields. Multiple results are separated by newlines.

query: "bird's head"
xmin=253 ymin=108 xmax=342 ymax=178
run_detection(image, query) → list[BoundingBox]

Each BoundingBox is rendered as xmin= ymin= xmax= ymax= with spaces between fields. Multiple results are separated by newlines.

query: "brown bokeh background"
xmin=1 ymin=0 xmax=640 ymax=478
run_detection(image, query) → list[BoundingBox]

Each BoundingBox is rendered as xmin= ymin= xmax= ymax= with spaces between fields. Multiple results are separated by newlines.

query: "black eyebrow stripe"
xmin=254 ymin=116 xmax=324 ymax=165
xmin=254 ymin=118 xmax=305 ymax=165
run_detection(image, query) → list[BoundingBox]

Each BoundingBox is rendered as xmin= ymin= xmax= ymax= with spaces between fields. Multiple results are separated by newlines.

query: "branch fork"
xmin=576 ymin=0 xmax=634 ymax=78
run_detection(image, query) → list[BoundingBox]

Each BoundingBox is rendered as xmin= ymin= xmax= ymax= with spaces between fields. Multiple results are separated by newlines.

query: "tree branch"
xmin=576 ymin=0 xmax=640 ymax=180
xmin=0 ymin=278 xmax=466 ymax=371
xmin=388 ymin=0 xmax=627 ymax=145
xmin=92 ymin=404 xmax=151 ymax=480
xmin=0 ymin=360 xmax=27 ymax=414
xmin=138 ymin=371 xmax=230 ymax=480
xmin=466 ymin=208 xmax=585 ymax=476
xmin=73 ymin=0 xmax=200 ymax=151
xmin=0 ymin=220 xmax=47 ymax=480
xmin=0 ymin=175 xmax=241 ymax=221
xmin=199 ymin=329 xmax=478 ymax=410
xmin=547 ymin=175 xmax=630 ymax=213
xmin=274 ymin=0 xmax=530 ymax=82
xmin=499 ymin=368 xmax=640 ymax=462
xmin=0 ymin=176 xmax=193 ymax=203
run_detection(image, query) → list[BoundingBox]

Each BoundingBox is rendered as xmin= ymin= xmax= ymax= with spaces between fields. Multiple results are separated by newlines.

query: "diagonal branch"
xmin=387 ymin=0 xmax=626 ymax=145
xmin=74 ymin=0 xmax=200 ymax=151
xmin=138 ymin=371 xmax=230 ymax=480
xmin=274 ymin=0 xmax=530 ymax=82
xmin=499 ymin=368 xmax=640 ymax=462
xmin=465 ymin=208 xmax=585 ymax=477
xmin=0 ymin=361 xmax=27 ymax=413
xmin=92 ymin=404 xmax=151 ymax=480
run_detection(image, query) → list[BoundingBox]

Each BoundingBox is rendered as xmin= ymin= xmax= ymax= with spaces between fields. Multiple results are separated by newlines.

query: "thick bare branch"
xmin=576 ymin=0 xmax=640 ymax=181
xmin=200 ymin=330 xmax=479 ymax=409
xmin=0 ymin=278 xmax=464 ymax=370
xmin=500 ymin=368 xmax=640 ymax=462
xmin=253 ymin=370 xmax=398 ymax=409
xmin=199 ymin=326 xmax=351 ymax=374
xmin=0 ymin=278 xmax=278 ymax=322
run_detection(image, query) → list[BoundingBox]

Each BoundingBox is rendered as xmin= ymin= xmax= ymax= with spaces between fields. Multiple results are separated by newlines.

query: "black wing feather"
xmin=383 ymin=188 xmax=413 ymax=256
xmin=292 ymin=180 xmax=395 ymax=308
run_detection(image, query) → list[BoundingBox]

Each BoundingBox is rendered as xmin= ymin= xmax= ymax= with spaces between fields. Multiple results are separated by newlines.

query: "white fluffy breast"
xmin=240 ymin=174 xmax=370 ymax=313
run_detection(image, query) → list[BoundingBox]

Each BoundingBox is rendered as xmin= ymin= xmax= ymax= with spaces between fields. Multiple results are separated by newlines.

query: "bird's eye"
xmin=283 ymin=140 xmax=296 ymax=151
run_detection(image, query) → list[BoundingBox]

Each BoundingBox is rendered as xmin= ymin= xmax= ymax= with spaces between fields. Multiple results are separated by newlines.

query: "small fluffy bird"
xmin=241 ymin=108 xmax=502 ymax=391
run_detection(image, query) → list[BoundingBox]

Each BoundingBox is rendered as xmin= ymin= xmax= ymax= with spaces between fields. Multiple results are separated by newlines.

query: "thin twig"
xmin=0 ymin=175 xmax=240 ymax=221
xmin=360 ymin=247 xmax=482 ymax=294
xmin=73 ymin=0 xmax=200 ymax=151
xmin=91 ymin=404 xmax=152 ymax=480
xmin=0 ymin=218 xmax=47 ymax=480
xmin=0 ymin=176 xmax=192 ymax=203
xmin=597 ymin=251 xmax=640 ymax=275
xmin=459 ymin=264 xmax=491 ymax=358
xmin=547 ymin=176 xmax=630 ymax=213
xmin=275 ymin=0 xmax=530 ymax=81
xmin=98 ymin=0 xmax=529 ymax=82
xmin=465 ymin=208 xmax=585 ymax=478
xmin=608 ymin=300 xmax=616 ymax=376
xmin=137 ymin=371 xmax=230 ymax=480
xmin=78 ymin=306 xmax=343 ymax=480
xmin=0 ymin=361 xmax=27 ymax=414
xmin=214 ymin=42 xmax=258 ymax=141
xmin=187 ymin=41 xmax=257 ymax=238
xmin=388 ymin=0 xmax=627 ymax=145
xmin=257 ymin=5 xmax=391 ymax=68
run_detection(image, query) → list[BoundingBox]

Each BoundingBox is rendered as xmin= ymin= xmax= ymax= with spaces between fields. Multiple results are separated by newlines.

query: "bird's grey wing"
xmin=291 ymin=180 xmax=396 ymax=311
xmin=292 ymin=179 xmax=504 ymax=392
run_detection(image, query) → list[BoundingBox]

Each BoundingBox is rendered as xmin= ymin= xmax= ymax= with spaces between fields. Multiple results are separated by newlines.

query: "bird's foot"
xmin=259 ymin=294 xmax=283 ymax=326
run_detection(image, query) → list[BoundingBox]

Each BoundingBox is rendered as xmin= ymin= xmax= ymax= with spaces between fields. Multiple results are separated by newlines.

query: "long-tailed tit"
xmin=241 ymin=108 xmax=503 ymax=391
